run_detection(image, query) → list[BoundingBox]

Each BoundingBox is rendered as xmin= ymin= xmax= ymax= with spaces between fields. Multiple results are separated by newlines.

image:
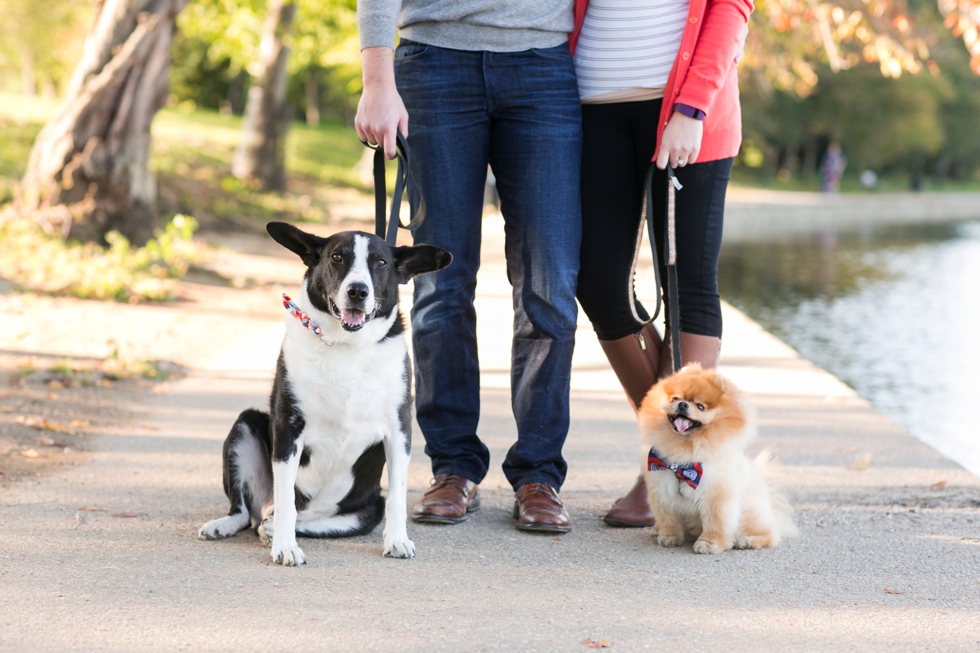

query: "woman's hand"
xmin=656 ymin=111 xmax=703 ymax=169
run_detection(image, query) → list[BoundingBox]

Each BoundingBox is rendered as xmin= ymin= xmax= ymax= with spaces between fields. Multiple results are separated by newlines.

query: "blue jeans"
xmin=395 ymin=40 xmax=582 ymax=491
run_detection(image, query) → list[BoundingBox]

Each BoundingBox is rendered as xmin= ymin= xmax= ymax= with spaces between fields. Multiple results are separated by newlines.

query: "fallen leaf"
xmin=932 ymin=480 xmax=948 ymax=489
xmin=70 ymin=513 xmax=84 ymax=530
xmin=63 ymin=447 xmax=74 ymax=455
xmin=884 ymin=588 xmax=903 ymax=595
xmin=142 ymin=425 xmax=160 ymax=432
xmin=20 ymin=448 xmax=40 ymax=459
xmin=111 ymin=512 xmax=140 ymax=518
xmin=47 ymin=380 xmax=65 ymax=389
xmin=583 ymin=639 xmax=611 ymax=649
xmin=850 ymin=453 xmax=872 ymax=471
xmin=37 ymin=435 xmax=57 ymax=447
xmin=69 ymin=419 xmax=88 ymax=430
xmin=0 ymin=406 xmax=14 ymax=412
xmin=99 ymin=378 xmax=115 ymax=387
xmin=14 ymin=414 xmax=46 ymax=428
xmin=77 ymin=507 xmax=104 ymax=512
xmin=47 ymin=392 xmax=59 ymax=400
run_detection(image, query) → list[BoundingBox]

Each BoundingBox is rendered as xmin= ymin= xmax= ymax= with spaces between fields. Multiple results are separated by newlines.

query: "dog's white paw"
xmin=657 ymin=533 xmax=684 ymax=547
xmin=257 ymin=518 xmax=274 ymax=545
xmin=198 ymin=517 xmax=241 ymax=540
xmin=271 ymin=541 xmax=307 ymax=566
xmin=383 ymin=537 xmax=416 ymax=559
xmin=693 ymin=538 xmax=728 ymax=554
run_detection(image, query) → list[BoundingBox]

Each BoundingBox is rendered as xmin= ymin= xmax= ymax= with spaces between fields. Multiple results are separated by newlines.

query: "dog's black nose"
xmin=677 ymin=401 xmax=689 ymax=413
xmin=347 ymin=283 xmax=369 ymax=301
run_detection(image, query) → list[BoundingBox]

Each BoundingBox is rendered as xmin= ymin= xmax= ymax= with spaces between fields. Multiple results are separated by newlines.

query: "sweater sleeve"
xmin=674 ymin=0 xmax=753 ymax=115
xmin=357 ymin=0 xmax=402 ymax=50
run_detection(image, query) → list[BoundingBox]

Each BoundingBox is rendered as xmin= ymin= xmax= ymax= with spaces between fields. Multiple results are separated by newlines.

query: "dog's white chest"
xmin=284 ymin=333 xmax=407 ymax=440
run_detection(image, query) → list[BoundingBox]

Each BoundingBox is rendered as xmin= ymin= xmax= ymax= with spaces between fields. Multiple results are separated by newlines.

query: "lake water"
xmin=718 ymin=220 xmax=980 ymax=478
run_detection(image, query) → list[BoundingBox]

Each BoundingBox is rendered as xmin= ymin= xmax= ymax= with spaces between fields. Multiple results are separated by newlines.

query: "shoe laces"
xmin=521 ymin=482 xmax=562 ymax=505
xmin=430 ymin=474 xmax=463 ymax=491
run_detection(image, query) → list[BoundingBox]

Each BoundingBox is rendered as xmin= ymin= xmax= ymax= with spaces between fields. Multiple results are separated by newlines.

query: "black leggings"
xmin=577 ymin=99 xmax=731 ymax=341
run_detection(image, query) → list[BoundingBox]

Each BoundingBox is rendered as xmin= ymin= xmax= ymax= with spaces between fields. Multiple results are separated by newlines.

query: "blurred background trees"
xmin=0 ymin=0 xmax=978 ymax=245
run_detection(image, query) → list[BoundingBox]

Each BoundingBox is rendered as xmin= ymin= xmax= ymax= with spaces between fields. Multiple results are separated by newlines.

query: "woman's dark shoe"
xmin=602 ymin=475 xmax=655 ymax=528
xmin=513 ymin=482 xmax=571 ymax=533
xmin=411 ymin=474 xmax=480 ymax=524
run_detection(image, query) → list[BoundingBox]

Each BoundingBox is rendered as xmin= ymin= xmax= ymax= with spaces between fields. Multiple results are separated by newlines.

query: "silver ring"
xmin=677 ymin=159 xmax=687 ymax=166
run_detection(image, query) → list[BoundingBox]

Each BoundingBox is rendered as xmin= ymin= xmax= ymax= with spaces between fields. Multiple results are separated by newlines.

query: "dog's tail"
xmin=754 ymin=449 xmax=800 ymax=540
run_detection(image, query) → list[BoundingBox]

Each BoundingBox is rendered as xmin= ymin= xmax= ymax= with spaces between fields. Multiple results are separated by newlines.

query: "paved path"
xmin=1 ymin=217 xmax=979 ymax=652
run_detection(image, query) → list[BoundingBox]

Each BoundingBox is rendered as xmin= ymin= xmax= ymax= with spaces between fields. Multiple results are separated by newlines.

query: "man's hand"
xmin=656 ymin=111 xmax=703 ymax=170
xmin=355 ymin=46 xmax=409 ymax=159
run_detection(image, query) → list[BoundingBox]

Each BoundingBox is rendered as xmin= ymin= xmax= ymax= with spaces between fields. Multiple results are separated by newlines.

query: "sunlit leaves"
xmin=939 ymin=0 xmax=980 ymax=72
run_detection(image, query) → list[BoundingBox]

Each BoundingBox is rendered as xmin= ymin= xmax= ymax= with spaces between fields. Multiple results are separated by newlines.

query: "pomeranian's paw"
xmin=693 ymin=537 xmax=730 ymax=554
xmin=735 ymin=533 xmax=776 ymax=550
xmin=657 ymin=533 xmax=684 ymax=547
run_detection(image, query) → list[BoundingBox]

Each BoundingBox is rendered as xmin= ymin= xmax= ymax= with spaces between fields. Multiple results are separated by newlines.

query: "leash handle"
xmin=365 ymin=132 xmax=426 ymax=246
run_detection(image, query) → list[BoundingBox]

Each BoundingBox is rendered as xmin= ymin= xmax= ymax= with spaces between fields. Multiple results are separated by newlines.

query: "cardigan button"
xmin=690 ymin=16 xmax=698 ymax=23
xmin=682 ymin=52 xmax=690 ymax=60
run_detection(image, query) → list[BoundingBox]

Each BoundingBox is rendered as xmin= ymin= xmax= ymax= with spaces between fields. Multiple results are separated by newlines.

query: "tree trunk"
xmin=305 ymin=70 xmax=320 ymax=127
xmin=232 ymin=0 xmax=296 ymax=192
xmin=20 ymin=0 xmax=184 ymax=245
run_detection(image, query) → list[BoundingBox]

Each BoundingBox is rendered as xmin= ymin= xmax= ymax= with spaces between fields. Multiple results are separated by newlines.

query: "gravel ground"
xmin=1 ymin=223 xmax=978 ymax=652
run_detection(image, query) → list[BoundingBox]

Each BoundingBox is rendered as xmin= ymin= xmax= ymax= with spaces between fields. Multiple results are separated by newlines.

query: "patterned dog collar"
xmin=648 ymin=447 xmax=704 ymax=489
xmin=282 ymin=293 xmax=332 ymax=345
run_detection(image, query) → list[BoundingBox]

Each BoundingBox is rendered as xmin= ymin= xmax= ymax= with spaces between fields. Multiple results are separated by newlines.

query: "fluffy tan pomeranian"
xmin=638 ymin=364 xmax=797 ymax=554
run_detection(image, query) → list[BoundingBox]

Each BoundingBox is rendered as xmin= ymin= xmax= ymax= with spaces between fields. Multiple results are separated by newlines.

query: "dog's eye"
xmin=331 ymin=253 xmax=342 ymax=262
xmin=671 ymin=397 xmax=678 ymax=403
xmin=375 ymin=259 xmax=387 ymax=268
xmin=696 ymin=403 xmax=705 ymax=411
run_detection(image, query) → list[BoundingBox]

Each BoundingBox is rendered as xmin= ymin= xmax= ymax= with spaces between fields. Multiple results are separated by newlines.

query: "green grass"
xmin=0 ymin=93 xmax=375 ymax=232
xmin=731 ymin=165 xmax=980 ymax=194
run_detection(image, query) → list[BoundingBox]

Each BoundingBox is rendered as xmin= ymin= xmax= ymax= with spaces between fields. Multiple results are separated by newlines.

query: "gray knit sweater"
xmin=357 ymin=0 xmax=574 ymax=53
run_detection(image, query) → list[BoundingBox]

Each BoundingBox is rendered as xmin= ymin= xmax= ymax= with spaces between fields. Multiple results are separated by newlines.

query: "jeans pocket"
xmin=529 ymin=44 xmax=572 ymax=61
xmin=396 ymin=40 xmax=431 ymax=59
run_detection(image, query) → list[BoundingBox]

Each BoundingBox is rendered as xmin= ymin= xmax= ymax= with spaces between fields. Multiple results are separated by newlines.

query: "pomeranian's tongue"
xmin=342 ymin=308 xmax=365 ymax=327
xmin=673 ymin=416 xmax=693 ymax=433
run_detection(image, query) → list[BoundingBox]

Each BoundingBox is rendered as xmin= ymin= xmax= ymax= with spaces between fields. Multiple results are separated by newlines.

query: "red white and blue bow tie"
xmin=648 ymin=447 xmax=704 ymax=489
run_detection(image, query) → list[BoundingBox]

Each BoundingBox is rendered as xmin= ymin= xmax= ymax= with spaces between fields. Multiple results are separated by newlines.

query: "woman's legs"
xmin=579 ymin=100 xmax=732 ymax=526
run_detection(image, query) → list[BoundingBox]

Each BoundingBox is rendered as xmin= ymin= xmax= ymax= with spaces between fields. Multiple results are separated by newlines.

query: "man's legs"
xmin=394 ymin=42 xmax=492 ymax=484
xmin=484 ymin=45 xmax=583 ymax=493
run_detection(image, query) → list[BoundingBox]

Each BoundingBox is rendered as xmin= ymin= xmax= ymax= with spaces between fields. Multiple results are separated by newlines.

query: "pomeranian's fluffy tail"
xmin=755 ymin=449 xmax=800 ymax=540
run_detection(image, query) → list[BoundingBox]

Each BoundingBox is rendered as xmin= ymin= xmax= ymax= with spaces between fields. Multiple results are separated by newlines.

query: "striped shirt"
xmin=574 ymin=0 xmax=690 ymax=103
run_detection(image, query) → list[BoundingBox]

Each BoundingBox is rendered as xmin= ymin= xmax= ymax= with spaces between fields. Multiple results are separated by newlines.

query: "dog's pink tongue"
xmin=674 ymin=416 xmax=692 ymax=432
xmin=342 ymin=309 xmax=365 ymax=326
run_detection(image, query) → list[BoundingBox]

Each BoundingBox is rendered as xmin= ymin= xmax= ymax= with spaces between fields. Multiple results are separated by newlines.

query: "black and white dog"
xmin=198 ymin=222 xmax=451 ymax=565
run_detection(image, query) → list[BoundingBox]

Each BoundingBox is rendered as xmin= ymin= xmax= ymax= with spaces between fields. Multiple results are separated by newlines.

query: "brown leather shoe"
xmin=411 ymin=474 xmax=480 ymax=524
xmin=513 ymin=483 xmax=571 ymax=533
xmin=603 ymin=475 xmax=656 ymax=527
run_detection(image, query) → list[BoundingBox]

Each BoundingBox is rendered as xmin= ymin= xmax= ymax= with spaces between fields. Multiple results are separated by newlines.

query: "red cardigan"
xmin=571 ymin=0 xmax=752 ymax=163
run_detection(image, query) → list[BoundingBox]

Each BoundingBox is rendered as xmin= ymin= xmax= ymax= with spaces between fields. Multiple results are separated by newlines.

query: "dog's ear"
xmin=267 ymin=222 xmax=326 ymax=267
xmin=392 ymin=245 xmax=452 ymax=284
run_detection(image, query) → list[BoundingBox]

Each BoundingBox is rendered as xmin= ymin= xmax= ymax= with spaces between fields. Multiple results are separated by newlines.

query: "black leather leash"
xmin=641 ymin=164 xmax=683 ymax=373
xmin=364 ymin=132 xmax=426 ymax=245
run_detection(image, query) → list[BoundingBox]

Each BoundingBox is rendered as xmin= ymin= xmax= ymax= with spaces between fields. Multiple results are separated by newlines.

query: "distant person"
xmin=820 ymin=143 xmax=847 ymax=193
xmin=571 ymin=0 xmax=752 ymax=527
